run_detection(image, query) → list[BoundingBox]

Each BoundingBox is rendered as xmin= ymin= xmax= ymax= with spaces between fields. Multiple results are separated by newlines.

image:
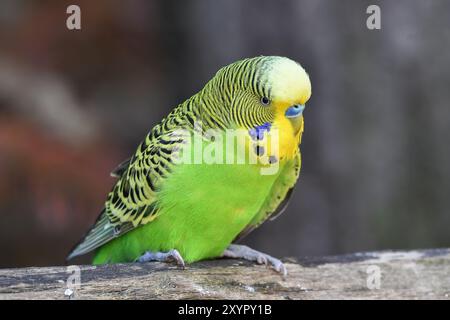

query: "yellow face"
xmin=266 ymin=58 xmax=312 ymax=160
xmin=210 ymin=56 xmax=311 ymax=164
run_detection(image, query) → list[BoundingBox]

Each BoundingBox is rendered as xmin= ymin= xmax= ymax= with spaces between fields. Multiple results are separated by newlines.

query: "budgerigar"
xmin=68 ymin=56 xmax=312 ymax=276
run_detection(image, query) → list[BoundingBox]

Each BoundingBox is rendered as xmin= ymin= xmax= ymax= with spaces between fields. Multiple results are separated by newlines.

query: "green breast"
xmin=93 ymin=160 xmax=286 ymax=264
xmin=93 ymin=128 xmax=299 ymax=265
xmin=157 ymin=160 xmax=283 ymax=261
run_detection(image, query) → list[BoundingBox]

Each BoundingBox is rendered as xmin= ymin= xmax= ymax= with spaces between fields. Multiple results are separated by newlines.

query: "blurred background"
xmin=1 ymin=0 xmax=449 ymax=268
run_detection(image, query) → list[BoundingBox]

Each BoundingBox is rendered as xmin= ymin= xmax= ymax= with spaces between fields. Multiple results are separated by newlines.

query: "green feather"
xmin=91 ymin=134 xmax=300 ymax=264
xmin=67 ymin=56 xmax=309 ymax=264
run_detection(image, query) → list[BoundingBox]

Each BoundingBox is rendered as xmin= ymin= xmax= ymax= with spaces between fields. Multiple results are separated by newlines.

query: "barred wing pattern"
xmin=67 ymin=107 xmax=189 ymax=259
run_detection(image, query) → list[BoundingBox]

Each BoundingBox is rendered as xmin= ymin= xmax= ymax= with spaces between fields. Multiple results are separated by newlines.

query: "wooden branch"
xmin=0 ymin=249 xmax=449 ymax=299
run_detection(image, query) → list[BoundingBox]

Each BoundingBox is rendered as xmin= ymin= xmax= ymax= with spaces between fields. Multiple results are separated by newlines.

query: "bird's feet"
xmin=137 ymin=249 xmax=185 ymax=269
xmin=222 ymin=244 xmax=287 ymax=277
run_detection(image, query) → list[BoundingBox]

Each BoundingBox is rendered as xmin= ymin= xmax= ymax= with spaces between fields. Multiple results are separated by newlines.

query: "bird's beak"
xmin=285 ymin=104 xmax=305 ymax=135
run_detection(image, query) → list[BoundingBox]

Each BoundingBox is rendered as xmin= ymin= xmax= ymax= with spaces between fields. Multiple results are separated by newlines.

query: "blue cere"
xmin=285 ymin=104 xmax=305 ymax=118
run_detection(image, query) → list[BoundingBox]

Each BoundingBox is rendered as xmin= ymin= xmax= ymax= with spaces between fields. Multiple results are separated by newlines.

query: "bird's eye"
xmin=260 ymin=96 xmax=270 ymax=106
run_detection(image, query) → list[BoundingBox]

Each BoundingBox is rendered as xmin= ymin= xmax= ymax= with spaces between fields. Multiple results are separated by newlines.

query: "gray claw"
xmin=138 ymin=249 xmax=185 ymax=269
xmin=222 ymin=244 xmax=287 ymax=277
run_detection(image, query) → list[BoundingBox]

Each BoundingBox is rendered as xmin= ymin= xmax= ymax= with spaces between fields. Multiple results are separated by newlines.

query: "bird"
xmin=67 ymin=56 xmax=311 ymax=276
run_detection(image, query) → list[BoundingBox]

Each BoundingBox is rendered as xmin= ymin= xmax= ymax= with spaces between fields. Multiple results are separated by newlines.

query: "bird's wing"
xmin=67 ymin=125 xmax=185 ymax=260
xmin=233 ymin=150 xmax=301 ymax=242
xmin=110 ymin=158 xmax=132 ymax=178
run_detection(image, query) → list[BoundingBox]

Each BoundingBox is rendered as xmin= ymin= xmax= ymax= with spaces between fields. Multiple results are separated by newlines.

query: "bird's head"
xmin=254 ymin=56 xmax=311 ymax=136
xmin=205 ymin=56 xmax=312 ymax=160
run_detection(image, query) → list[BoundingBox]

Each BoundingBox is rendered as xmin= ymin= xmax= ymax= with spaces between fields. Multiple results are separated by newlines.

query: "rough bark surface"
xmin=0 ymin=249 xmax=449 ymax=299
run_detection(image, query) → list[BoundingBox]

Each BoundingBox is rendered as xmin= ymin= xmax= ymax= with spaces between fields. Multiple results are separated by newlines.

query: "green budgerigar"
xmin=68 ymin=56 xmax=312 ymax=275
